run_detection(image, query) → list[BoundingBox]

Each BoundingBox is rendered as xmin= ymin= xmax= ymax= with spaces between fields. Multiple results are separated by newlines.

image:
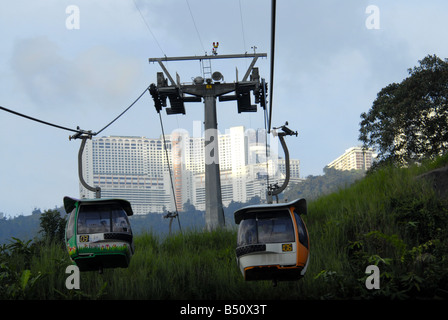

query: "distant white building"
xmin=81 ymin=126 xmax=301 ymax=214
xmin=327 ymin=147 xmax=375 ymax=171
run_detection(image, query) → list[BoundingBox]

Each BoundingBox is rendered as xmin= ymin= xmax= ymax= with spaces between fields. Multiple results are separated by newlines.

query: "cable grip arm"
xmin=267 ymin=122 xmax=298 ymax=203
xmin=71 ymin=131 xmax=101 ymax=199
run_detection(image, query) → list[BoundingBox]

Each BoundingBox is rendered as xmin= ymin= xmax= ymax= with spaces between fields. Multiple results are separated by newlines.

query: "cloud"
xmin=74 ymin=45 xmax=143 ymax=106
xmin=10 ymin=36 xmax=145 ymax=111
xmin=11 ymin=36 xmax=72 ymax=105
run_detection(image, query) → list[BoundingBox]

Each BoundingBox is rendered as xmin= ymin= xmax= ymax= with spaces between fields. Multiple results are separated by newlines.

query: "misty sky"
xmin=1 ymin=0 xmax=447 ymax=217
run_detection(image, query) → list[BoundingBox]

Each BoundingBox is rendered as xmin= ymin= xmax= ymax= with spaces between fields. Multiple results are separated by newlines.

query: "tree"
xmin=39 ymin=209 xmax=66 ymax=243
xmin=360 ymin=55 xmax=448 ymax=166
xmin=183 ymin=199 xmax=196 ymax=212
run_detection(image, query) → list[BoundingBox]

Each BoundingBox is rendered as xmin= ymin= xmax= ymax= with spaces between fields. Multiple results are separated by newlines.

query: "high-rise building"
xmin=80 ymin=126 xmax=301 ymax=214
xmin=327 ymin=147 xmax=375 ymax=171
xmin=80 ymin=136 xmax=174 ymax=214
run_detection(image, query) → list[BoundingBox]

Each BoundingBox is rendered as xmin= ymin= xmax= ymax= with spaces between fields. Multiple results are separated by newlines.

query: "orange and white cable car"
xmin=234 ymin=198 xmax=310 ymax=282
xmin=234 ymin=123 xmax=310 ymax=283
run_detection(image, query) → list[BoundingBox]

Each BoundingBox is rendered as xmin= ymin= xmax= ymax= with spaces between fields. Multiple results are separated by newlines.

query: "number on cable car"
xmin=64 ymin=196 xmax=135 ymax=272
xmin=234 ymin=198 xmax=309 ymax=282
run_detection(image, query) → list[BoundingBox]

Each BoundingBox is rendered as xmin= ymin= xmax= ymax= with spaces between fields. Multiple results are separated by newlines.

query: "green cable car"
xmin=64 ymin=196 xmax=135 ymax=273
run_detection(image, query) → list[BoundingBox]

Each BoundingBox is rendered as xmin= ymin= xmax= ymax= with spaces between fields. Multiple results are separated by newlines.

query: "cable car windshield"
xmin=237 ymin=209 xmax=295 ymax=246
xmin=77 ymin=204 xmax=131 ymax=235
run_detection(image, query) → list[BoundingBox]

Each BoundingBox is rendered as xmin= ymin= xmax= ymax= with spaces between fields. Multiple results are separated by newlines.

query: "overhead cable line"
xmin=186 ymin=0 xmax=206 ymax=54
xmin=263 ymin=92 xmax=270 ymax=192
xmin=238 ymin=0 xmax=247 ymax=52
xmin=133 ymin=0 xmax=166 ymax=56
xmin=0 ymin=105 xmax=83 ymax=134
xmin=1 ymin=84 xmax=150 ymax=138
xmin=157 ymin=110 xmax=182 ymax=233
xmin=95 ymin=85 xmax=150 ymax=136
xmin=268 ymin=0 xmax=276 ymax=133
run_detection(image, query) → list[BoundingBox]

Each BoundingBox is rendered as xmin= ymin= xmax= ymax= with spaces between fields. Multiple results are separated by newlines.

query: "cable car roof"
xmin=63 ymin=196 xmax=134 ymax=216
xmin=234 ymin=198 xmax=307 ymax=224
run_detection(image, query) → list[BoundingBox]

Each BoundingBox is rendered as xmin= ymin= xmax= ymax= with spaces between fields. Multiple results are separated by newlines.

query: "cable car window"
xmin=77 ymin=204 xmax=130 ymax=234
xmin=238 ymin=218 xmax=257 ymax=246
xmin=66 ymin=208 xmax=76 ymax=240
xmin=257 ymin=211 xmax=295 ymax=244
xmin=78 ymin=207 xmax=110 ymax=234
xmin=294 ymin=210 xmax=308 ymax=249
xmin=112 ymin=209 xmax=131 ymax=233
xmin=237 ymin=210 xmax=295 ymax=246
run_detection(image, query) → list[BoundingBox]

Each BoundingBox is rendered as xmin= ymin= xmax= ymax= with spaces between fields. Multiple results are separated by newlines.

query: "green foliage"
xmin=1 ymin=157 xmax=448 ymax=300
xmin=284 ymin=166 xmax=365 ymax=201
xmin=338 ymin=160 xmax=448 ymax=299
xmin=38 ymin=209 xmax=66 ymax=243
xmin=0 ymin=238 xmax=43 ymax=299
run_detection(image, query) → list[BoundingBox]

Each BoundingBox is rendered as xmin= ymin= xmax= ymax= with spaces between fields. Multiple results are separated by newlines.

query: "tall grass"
xmin=3 ymin=155 xmax=448 ymax=299
xmin=303 ymin=156 xmax=448 ymax=298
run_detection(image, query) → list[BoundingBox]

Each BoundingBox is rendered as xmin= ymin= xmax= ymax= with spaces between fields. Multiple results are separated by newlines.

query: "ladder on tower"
xmin=201 ymin=58 xmax=212 ymax=79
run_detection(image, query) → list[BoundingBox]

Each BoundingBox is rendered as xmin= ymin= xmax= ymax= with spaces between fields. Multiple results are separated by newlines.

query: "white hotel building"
xmin=80 ymin=126 xmax=301 ymax=214
xmin=327 ymin=146 xmax=375 ymax=171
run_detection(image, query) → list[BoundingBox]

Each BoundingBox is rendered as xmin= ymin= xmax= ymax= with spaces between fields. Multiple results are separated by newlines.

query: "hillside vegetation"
xmin=1 ymin=156 xmax=448 ymax=300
